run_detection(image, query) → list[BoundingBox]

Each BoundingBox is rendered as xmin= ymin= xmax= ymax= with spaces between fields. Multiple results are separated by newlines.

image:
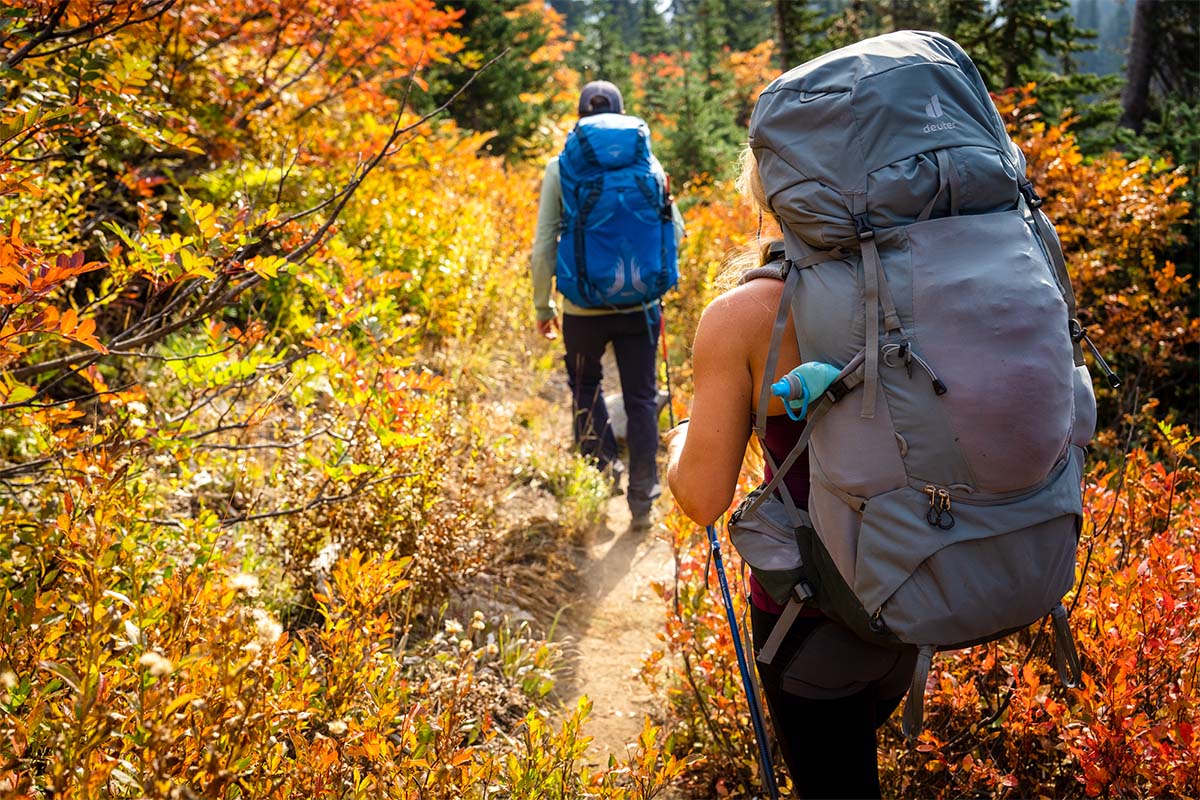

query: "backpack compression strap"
xmin=1018 ymin=179 xmax=1085 ymax=369
xmin=843 ymin=194 xmax=904 ymax=421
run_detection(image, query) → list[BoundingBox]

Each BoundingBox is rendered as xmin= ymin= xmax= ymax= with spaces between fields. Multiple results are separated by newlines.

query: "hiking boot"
xmin=630 ymin=510 xmax=654 ymax=532
xmin=605 ymin=461 xmax=625 ymax=497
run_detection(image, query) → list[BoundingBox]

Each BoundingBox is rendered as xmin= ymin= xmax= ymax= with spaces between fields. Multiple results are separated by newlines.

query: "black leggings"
xmin=750 ymin=605 xmax=903 ymax=800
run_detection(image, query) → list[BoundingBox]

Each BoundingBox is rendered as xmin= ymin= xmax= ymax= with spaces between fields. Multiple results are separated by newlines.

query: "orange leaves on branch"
xmin=0 ymin=222 xmax=107 ymax=369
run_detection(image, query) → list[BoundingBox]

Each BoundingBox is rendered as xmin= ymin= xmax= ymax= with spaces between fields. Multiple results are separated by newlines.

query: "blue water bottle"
xmin=770 ymin=362 xmax=842 ymax=421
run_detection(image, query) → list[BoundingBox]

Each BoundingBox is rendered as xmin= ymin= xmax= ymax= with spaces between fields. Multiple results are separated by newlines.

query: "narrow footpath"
xmin=560 ymin=494 xmax=677 ymax=765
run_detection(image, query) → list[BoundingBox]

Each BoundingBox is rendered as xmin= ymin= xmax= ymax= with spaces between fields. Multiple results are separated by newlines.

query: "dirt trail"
xmin=557 ymin=495 xmax=677 ymax=765
xmin=519 ymin=346 xmax=685 ymax=779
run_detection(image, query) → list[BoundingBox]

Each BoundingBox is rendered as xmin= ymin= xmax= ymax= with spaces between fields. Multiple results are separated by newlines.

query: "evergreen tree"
xmin=775 ymin=0 xmax=833 ymax=71
xmin=572 ymin=0 xmax=638 ymax=87
xmin=636 ymin=0 xmax=673 ymax=122
xmin=419 ymin=0 xmax=571 ymax=157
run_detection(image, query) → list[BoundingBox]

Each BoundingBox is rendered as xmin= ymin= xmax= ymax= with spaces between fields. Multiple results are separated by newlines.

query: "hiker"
xmin=666 ymin=152 xmax=912 ymax=800
xmin=669 ymin=30 xmax=1097 ymax=798
xmin=531 ymin=80 xmax=686 ymax=531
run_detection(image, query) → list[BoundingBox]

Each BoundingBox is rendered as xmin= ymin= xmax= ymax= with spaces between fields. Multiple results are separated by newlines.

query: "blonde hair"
xmin=713 ymin=146 xmax=782 ymax=293
xmin=735 ymin=145 xmax=770 ymax=215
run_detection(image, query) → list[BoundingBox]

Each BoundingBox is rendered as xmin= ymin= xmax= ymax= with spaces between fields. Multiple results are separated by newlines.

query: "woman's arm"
xmin=666 ymin=291 xmax=757 ymax=526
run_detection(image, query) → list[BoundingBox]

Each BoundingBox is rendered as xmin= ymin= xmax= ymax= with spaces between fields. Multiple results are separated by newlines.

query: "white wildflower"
xmin=444 ymin=619 xmax=464 ymax=635
xmin=0 ymin=671 xmax=16 ymax=690
xmin=326 ymin=719 xmax=348 ymax=736
xmin=252 ymin=608 xmax=283 ymax=649
xmin=228 ymin=573 xmax=261 ymax=596
xmin=458 ymin=639 xmax=472 ymax=654
xmin=138 ymin=651 xmax=173 ymax=677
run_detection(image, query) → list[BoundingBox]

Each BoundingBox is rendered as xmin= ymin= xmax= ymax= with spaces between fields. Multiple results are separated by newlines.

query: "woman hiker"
xmin=664 ymin=148 xmax=915 ymax=799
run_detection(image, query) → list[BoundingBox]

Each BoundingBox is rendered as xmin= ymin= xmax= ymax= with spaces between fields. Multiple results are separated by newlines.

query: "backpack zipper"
xmin=918 ymin=450 xmax=1072 ymax=510
xmin=923 ymin=484 xmax=955 ymax=529
xmin=916 ymin=448 xmax=1074 ymax=536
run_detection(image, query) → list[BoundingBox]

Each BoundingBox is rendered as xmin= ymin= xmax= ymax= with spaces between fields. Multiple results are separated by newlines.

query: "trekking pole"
xmin=659 ymin=301 xmax=675 ymax=428
xmin=706 ymin=524 xmax=780 ymax=800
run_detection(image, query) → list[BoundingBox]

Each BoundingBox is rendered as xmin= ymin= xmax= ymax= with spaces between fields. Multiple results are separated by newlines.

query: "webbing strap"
xmin=1021 ymin=180 xmax=1085 ymax=368
xmin=756 ymin=265 xmax=801 ymax=442
xmin=574 ymin=125 xmax=600 ymax=166
xmin=745 ymin=248 xmax=847 ymax=442
xmin=944 ymin=149 xmax=962 ymax=216
xmin=902 ymin=644 xmax=936 ymax=740
xmin=917 ymin=149 xmax=962 ymax=222
xmin=848 ymin=194 xmax=880 ymax=420
xmin=743 ymin=351 xmax=866 ymax=519
xmin=809 ymin=458 xmax=868 ymax=512
xmin=756 ymin=595 xmax=807 ymax=666
xmin=877 ymin=254 xmax=903 ymax=336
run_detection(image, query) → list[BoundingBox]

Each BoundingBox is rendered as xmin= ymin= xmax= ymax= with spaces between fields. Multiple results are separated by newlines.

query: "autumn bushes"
xmin=0 ymin=2 xmax=674 ymax=796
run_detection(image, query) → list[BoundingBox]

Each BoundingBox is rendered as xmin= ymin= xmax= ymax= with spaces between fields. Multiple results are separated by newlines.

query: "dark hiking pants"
xmin=562 ymin=306 xmax=661 ymax=517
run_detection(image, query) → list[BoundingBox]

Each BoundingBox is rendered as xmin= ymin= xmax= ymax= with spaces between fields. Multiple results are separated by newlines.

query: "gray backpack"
xmin=729 ymin=30 xmax=1105 ymax=738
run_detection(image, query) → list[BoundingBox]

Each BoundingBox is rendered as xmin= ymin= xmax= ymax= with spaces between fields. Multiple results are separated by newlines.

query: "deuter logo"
xmin=922 ymin=94 xmax=957 ymax=133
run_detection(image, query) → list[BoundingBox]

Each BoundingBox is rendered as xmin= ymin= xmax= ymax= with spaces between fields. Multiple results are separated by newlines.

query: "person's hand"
xmin=662 ymin=418 xmax=689 ymax=448
xmin=536 ymin=317 xmax=560 ymax=340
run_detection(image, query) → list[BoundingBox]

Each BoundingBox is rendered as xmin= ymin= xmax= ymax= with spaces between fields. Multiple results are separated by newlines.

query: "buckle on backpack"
xmin=1020 ymin=182 xmax=1045 ymax=209
xmin=823 ymin=377 xmax=851 ymax=404
xmin=852 ymin=213 xmax=875 ymax=241
xmin=1069 ymin=318 xmax=1086 ymax=343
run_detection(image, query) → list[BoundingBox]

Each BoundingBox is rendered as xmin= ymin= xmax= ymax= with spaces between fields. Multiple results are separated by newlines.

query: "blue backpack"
xmin=555 ymin=113 xmax=678 ymax=309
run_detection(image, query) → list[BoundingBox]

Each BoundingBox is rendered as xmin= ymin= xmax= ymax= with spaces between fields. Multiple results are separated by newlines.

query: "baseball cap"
xmin=578 ymin=81 xmax=624 ymax=116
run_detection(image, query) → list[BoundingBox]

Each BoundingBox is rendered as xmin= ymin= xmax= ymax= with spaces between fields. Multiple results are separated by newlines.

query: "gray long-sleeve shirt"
xmin=531 ymin=156 xmax=686 ymax=322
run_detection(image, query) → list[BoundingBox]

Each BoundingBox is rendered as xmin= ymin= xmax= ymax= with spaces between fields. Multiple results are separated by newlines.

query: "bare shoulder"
xmin=697 ymin=278 xmax=785 ymax=342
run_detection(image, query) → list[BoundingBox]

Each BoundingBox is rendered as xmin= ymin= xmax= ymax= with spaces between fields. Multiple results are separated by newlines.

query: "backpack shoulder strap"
xmin=740 ymin=247 xmax=849 ymax=444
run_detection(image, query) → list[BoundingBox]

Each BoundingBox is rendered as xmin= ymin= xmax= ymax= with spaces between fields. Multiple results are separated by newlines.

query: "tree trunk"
xmin=1119 ymin=0 xmax=1157 ymax=133
xmin=891 ymin=0 xmax=924 ymax=31
xmin=775 ymin=0 xmax=792 ymax=72
xmin=1001 ymin=0 xmax=1020 ymax=89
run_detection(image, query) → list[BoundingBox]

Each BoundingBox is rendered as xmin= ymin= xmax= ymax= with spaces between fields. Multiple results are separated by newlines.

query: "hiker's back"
xmin=555 ymin=113 xmax=678 ymax=309
xmin=743 ymin=30 xmax=1099 ymax=737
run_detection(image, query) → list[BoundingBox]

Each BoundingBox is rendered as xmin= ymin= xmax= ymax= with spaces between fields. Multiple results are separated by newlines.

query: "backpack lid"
xmin=566 ymin=113 xmax=651 ymax=171
xmin=748 ymin=31 xmax=1017 ymax=202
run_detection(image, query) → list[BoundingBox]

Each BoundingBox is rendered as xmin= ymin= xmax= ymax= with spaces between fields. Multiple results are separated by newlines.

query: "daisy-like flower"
xmin=327 ymin=719 xmax=348 ymax=736
xmin=444 ymin=619 xmax=464 ymax=635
